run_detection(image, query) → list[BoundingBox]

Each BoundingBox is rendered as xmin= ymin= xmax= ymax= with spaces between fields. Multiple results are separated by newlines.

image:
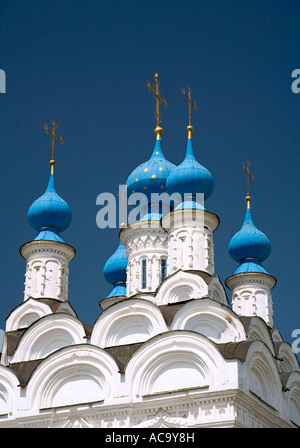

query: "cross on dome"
xmin=227 ymin=160 xmax=272 ymax=275
xmin=44 ymin=120 xmax=64 ymax=174
xmin=242 ymin=159 xmax=254 ymax=209
xmin=181 ymin=85 xmax=197 ymax=138
xmin=27 ymin=122 xmax=72 ymax=242
xmin=147 ymin=73 xmax=168 ymax=140
xmin=166 ymin=85 xmax=214 ymax=207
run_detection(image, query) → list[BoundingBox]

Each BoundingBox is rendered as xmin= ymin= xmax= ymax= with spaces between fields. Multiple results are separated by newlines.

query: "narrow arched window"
xmin=141 ymin=258 xmax=147 ymax=289
xmin=160 ymin=258 xmax=167 ymax=282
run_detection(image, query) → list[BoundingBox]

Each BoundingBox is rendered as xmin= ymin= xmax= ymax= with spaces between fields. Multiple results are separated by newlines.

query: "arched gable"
xmin=0 ymin=366 xmax=19 ymax=416
xmin=271 ymin=328 xmax=284 ymax=343
xmin=154 ymin=271 xmax=209 ymax=306
xmin=275 ymin=342 xmax=300 ymax=373
xmin=26 ymin=345 xmax=120 ymax=409
xmin=125 ymin=331 xmax=237 ymax=399
xmin=170 ymin=298 xmax=246 ymax=343
xmin=6 ymin=299 xmax=54 ymax=332
xmin=9 ymin=314 xmax=87 ymax=363
xmin=208 ymin=276 xmax=228 ymax=305
xmin=245 ymin=341 xmax=282 ymax=410
xmin=283 ymin=372 xmax=300 ymax=426
xmin=5 ymin=298 xmax=76 ymax=332
xmin=91 ymin=299 xmax=167 ymax=348
xmin=246 ymin=316 xmax=275 ymax=356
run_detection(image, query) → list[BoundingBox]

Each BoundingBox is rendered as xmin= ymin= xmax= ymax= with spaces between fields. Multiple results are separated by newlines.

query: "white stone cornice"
xmin=120 ymin=221 xmax=167 ymax=247
xmin=225 ymin=272 xmax=277 ymax=291
xmin=20 ymin=240 xmax=76 ymax=263
xmin=161 ymin=209 xmax=220 ymax=233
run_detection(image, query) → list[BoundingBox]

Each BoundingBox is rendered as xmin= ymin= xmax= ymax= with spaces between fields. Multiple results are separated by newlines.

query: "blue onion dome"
xmin=126 ymin=130 xmax=175 ymax=200
xmin=27 ymin=173 xmax=72 ymax=243
xmin=166 ymin=126 xmax=214 ymax=209
xmin=228 ymin=196 xmax=272 ymax=275
xmin=103 ymin=241 xmax=128 ymax=298
xmin=103 ymin=241 xmax=128 ymax=284
xmin=28 ymin=174 xmax=72 ymax=233
xmin=27 ymin=120 xmax=72 ymax=243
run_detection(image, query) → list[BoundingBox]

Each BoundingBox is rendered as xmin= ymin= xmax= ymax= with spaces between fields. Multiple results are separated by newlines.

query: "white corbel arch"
xmin=6 ymin=299 xmax=54 ymax=332
xmin=125 ymin=330 xmax=236 ymax=399
xmin=26 ymin=345 xmax=120 ymax=409
xmin=154 ymin=271 xmax=208 ymax=306
xmin=10 ymin=314 xmax=87 ymax=363
xmin=170 ymin=298 xmax=246 ymax=343
xmin=246 ymin=316 xmax=275 ymax=356
xmin=91 ymin=299 xmax=167 ymax=348
xmin=284 ymin=372 xmax=300 ymax=426
xmin=275 ymin=342 xmax=300 ymax=373
xmin=0 ymin=366 xmax=20 ymax=416
xmin=245 ymin=341 xmax=282 ymax=410
xmin=208 ymin=276 xmax=228 ymax=305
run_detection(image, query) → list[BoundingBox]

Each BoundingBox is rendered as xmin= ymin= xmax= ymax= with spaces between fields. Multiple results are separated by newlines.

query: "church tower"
xmin=162 ymin=86 xmax=218 ymax=276
xmin=119 ymin=74 xmax=175 ymax=297
xmin=20 ymin=122 xmax=75 ymax=303
xmin=225 ymin=161 xmax=276 ymax=326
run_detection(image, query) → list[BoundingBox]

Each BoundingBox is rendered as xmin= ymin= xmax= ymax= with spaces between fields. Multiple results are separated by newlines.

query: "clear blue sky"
xmin=0 ymin=1 xmax=299 ymax=355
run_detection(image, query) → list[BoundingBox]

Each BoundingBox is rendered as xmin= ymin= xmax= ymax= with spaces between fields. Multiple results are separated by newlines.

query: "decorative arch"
xmin=271 ymin=328 xmax=284 ymax=343
xmin=154 ymin=271 xmax=208 ymax=306
xmin=170 ymin=298 xmax=246 ymax=343
xmin=26 ymin=345 xmax=119 ymax=409
xmin=208 ymin=276 xmax=228 ymax=305
xmin=246 ymin=316 xmax=275 ymax=356
xmin=10 ymin=314 xmax=87 ymax=363
xmin=125 ymin=331 xmax=232 ymax=399
xmin=246 ymin=341 xmax=282 ymax=409
xmin=91 ymin=299 xmax=167 ymax=348
xmin=275 ymin=342 xmax=300 ymax=373
xmin=19 ymin=312 xmax=41 ymax=329
xmin=6 ymin=299 xmax=53 ymax=332
xmin=0 ymin=366 xmax=19 ymax=416
xmin=289 ymin=389 xmax=300 ymax=426
xmin=284 ymin=372 xmax=300 ymax=426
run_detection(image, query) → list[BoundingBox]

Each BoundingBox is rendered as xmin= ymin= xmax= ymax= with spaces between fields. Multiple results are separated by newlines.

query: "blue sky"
xmin=0 ymin=1 xmax=299 ymax=355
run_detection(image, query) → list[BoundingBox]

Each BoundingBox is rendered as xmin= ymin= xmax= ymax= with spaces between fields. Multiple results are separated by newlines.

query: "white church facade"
xmin=0 ymin=77 xmax=299 ymax=428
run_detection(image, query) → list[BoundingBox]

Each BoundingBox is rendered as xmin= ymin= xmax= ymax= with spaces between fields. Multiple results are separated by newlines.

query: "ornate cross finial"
xmin=182 ymin=86 xmax=197 ymax=138
xmin=147 ymin=73 xmax=167 ymax=140
xmin=44 ymin=121 xmax=64 ymax=174
xmin=242 ymin=159 xmax=254 ymax=208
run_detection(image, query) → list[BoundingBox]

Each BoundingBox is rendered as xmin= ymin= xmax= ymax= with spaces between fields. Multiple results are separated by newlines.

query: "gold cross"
xmin=147 ymin=73 xmax=167 ymax=138
xmin=242 ymin=159 xmax=254 ymax=207
xmin=44 ymin=121 xmax=64 ymax=174
xmin=182 ymin=85 xmax=197 ymax=129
